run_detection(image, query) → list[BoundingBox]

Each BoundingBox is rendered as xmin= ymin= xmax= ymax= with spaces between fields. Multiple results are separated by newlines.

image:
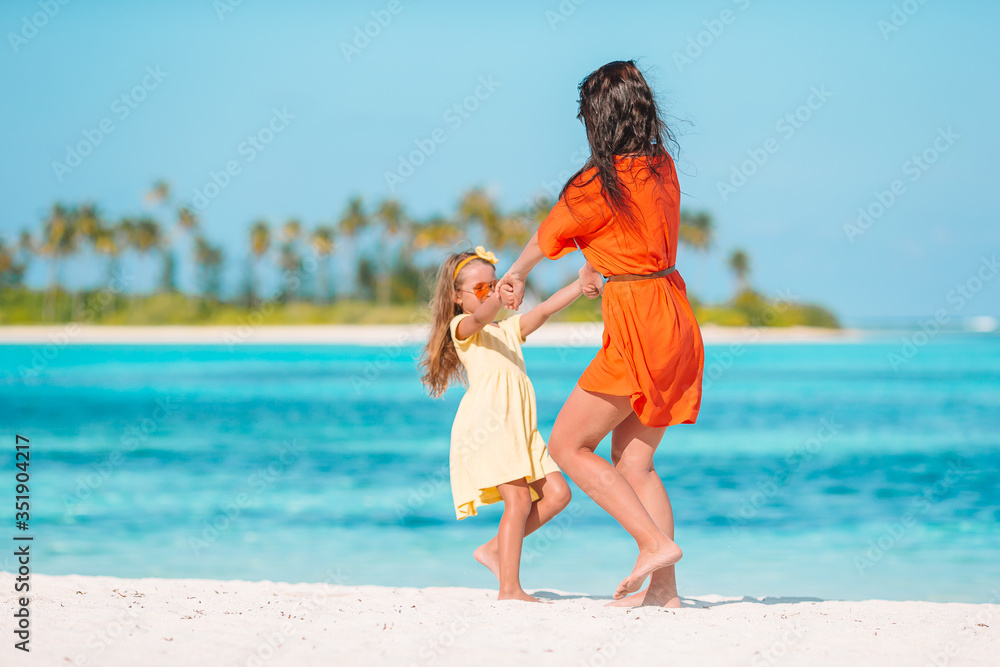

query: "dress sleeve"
xmin=500 ymin=314 xmax=526 ymax=344
xmin=537 ymin=174 xmax=613 ymax=260
xmin=449 ymin=313 xmax=476 ymax=349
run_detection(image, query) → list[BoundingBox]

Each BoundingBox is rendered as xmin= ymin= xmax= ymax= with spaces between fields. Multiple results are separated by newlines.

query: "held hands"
xmin=495 ymin=273 xmax=524 ymax=310
xmin=579 ymin=262 xmax=604 ymax=299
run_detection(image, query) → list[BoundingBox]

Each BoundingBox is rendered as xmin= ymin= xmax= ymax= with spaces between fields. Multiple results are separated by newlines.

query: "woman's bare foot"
xmin=606 ymin=588 xmax=647 ymax=607
xmin=473 ymin=541 xmax=500 ymax=581
xmin=614 ymin=540 xmax=683 ymax=600
xmin=497 ymin=589 xmax=547 ymax=603
xmin=605 ymin=586 xmax=682 ymax=608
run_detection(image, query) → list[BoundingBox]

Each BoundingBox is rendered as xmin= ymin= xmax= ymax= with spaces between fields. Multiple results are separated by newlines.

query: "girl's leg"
xmin=606 ymin=411 xmax=680 ymax=608
xmin=495 ymin=478 xmax=539 ymax=601
xmin=547 ymin=385 xmax=682 ymax=600
xmin=475 ymin=472 xmax=572 ymax=579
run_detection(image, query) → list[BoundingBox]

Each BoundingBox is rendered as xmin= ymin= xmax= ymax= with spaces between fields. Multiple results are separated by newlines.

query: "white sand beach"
xmin=3 ymin=573 xmax=997 ymax=666
xmin=0 ymin=323 xmax=865 ymax=346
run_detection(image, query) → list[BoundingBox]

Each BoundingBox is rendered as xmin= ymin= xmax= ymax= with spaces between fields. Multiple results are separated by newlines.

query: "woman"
xmin=495 ymin=60 xmax=705 ymax=607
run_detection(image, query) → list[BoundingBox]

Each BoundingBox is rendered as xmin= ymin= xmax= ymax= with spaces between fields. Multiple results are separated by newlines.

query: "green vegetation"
xmin=0 ymin=181 xmax=838 ymax=328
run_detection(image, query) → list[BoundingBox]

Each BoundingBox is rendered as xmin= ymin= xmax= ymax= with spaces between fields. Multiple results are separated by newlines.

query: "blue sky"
xmin=2 ymin=0 xmax=998 ymax=324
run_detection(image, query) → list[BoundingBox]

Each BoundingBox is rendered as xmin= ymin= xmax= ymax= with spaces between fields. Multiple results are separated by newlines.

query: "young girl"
xmin=420 ymin=245 xmax=594 ymax=602
xmin=496 ymin=60 xmax=706 ymax=607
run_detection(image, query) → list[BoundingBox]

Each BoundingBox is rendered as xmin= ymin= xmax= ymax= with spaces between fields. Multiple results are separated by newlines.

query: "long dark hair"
xmin=559 ymin=60 xmax=678 ymax=225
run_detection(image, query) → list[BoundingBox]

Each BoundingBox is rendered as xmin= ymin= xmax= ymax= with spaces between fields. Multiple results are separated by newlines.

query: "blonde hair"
xmin=419 ymin=251 xmax=495 ymax=398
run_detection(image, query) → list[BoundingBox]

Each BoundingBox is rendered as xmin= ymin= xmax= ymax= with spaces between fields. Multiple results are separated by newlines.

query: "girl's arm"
xmin=495 ymin=231 xmax=546 ymax=311
xmin=454 ymin=288 xmax=508 ymax=341
xmin=518 ymin=279 xmax=584 ymax=339
xmin=579 ymin=260 xmax=604 ymax=299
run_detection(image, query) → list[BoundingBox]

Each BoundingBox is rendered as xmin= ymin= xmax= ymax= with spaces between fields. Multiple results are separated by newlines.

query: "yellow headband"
xmin=453 ymin=245 xmax=498 ymax=280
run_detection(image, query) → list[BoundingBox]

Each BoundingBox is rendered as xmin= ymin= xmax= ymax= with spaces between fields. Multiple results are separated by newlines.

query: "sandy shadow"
xmin=530 ymin=591 xmax=825 ymax=608
xmin=687 ymin=595 xmax=826 ymax=608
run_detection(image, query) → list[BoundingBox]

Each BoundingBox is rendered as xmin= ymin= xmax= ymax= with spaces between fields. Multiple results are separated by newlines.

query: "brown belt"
xmin=604 ymin=265 xmax=677 ymax=282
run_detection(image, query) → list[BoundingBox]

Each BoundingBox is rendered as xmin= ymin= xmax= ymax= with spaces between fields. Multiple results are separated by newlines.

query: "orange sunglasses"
xmin=459 ymin=279 xmax=498 ymax=301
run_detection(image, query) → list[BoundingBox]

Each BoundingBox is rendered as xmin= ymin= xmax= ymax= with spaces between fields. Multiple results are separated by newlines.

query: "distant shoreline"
xmin=0 ymin=323 xmax=870 ymax=346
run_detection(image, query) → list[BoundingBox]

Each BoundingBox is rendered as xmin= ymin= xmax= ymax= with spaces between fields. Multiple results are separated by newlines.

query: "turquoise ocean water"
xmin=1 ymin=331 xmax=998 ymax=603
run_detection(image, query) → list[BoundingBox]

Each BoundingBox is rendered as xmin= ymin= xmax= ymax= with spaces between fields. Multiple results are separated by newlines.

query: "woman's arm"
xmin=495 ymin=231 xmax=547 ymax=311
xmin=454 ymin=289 xmax=507 ymax=340
xmin=518 ymin=279 xmax=585 ymax=339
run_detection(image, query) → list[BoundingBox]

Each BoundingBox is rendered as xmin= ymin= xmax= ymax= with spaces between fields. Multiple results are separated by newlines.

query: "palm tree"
xmin=74 ymin=204 xmax=105 ymax=318
xmin=457 ymin=188 xmax=503 ymax=248
xmin=372 ymin=199 xmax=408 ymax=305
xmin=494 ymin=213 xmax=533 ymax=251
xmin=337 ymin=197 xmax=369 ymax=300
xmin=310 ymin=225 xmax=335 ymax=304
xmin=278 ymin=219 xmax=303 ymax=302
xmin=679 ymin=209 xmax=714 ymax=252
xmin=130 ymin=216 xmax=169 ymax=293
xmin=39 ymin=203 xmax=79 ymax=320
xmin=193 ymin=235 xmax=224 ymax=302
xmin=249 ymin=220 xmax=271 ymax=306
xmin=91 ymin=224 xmax=120 ymax=320
xmin=146 ymin=180 xmax=170 ymax=207
xmin=0 ymin=237 xmax=16 ymax=286
xmin=177 ymin=206 xmax=198 ymax=232
xmin=15 ymin=230 xmax=35 ymax=287
xmin=411 ymin=216 xmax=461 ymax=251
xmin=727 ymin=249 xmax=750 ymax=295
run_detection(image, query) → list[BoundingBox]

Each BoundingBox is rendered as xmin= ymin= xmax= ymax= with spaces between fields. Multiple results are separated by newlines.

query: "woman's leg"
xmin=495 ymin=478 xmax=539 ymax=601
xmin=475 ymin=472 xmax=572 ymax=580
xmin=606 ymin=411 xmax=680 ymax=608
xmin=547 ymin=385 xmax=682 ymax=599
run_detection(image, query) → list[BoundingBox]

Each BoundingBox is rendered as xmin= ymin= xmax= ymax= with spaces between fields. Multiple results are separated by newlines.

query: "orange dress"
xmin=537 ymin=154 xmax=705 ymax=428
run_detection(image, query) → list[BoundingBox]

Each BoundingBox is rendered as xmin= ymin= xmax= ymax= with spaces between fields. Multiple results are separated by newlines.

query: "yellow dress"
xmin=449 ymin=312 xmax=559 ymax=520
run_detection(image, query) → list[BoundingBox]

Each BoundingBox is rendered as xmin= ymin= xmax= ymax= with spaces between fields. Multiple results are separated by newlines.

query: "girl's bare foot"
xmin=614 ymin=540 xmax=683 ymax=600
xmin=498 ymin=589 xmax=547 ymax=603
xmin=473 ymin=541 xmax=500 ymax=581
